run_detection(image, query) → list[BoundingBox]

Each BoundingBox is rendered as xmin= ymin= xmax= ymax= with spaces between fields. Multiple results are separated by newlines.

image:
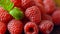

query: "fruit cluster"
xmin=0 ymin=0 xmax=60 ymax=34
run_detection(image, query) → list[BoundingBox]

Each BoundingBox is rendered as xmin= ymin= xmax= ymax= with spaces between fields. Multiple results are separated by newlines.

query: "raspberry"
xmin=43 ymin=0 xmax=56 ymax=14
xmin=25 ymin=6 xmax=41 ymax=24
xmin=21 ymin=0 xmax=35 ymax=10
xmin=35 ymin=3 xmax=46 ymax=14
xmin=24 ymin=22 xmax=39 ymax=34
xmin=10 ymin=0 xmax=21 ymax=7
xmin=41 ymin=14 xmax=52 ymax=21
xmin=33 ymin=0 xmax=43 ymax=5
xmin=0 ymin=21 xmax=7 ymax=34
xmin=0 ymin=7 xmax=12 ymax=23
xmin=39 ymin=20 xmax=54 ymax=34
xmin=32 ymin=0 xmax=46 ymax=14
xmin=52 ymin=8 xmax=60 ymax=26
xmin=8 ymin=19 xmax=23 ymax=34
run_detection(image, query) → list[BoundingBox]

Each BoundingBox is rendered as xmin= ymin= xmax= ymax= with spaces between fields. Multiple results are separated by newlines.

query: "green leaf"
xmin=0 ymin=0 xmax=14 ymax=11
xmin=0 ymin=0 xmax=4 ymax=3
xmin=10 ymin=7 xmax=24 ymax=20
xmin=6 ymin=0 xmax=10 ymax=4
xmin=5 ymin=2 xmax=14 ymax=11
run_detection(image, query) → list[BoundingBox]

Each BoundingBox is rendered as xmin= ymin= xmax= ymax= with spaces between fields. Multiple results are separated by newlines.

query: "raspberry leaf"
xmin=10 ymin=7 xmax=24 ymax=20
xmin=0 ymin=0 xmax=14 ymax=11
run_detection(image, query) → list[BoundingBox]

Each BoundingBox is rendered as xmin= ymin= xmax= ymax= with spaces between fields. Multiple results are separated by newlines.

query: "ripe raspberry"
xmin=52 ymin=8 xmax=60 ymax=26
xmin=10 ymin=0 xmax=21 ymax=7
xmin=33 ymin=0 xmax=43 ymax=5
xmin=25 ymin=6 xmax=41 ymax=24
xmin=0 ymin=21 xmax=7 ymax=34
xmin=39 ymin=20 xmax=54 ymax=34
xmin=0 ymin=7 xmax=12 ymax=23
xmin=8 ymin=19 xmax=23 ymax=34
xmin=21 ymin=0 xmax=35 ymax=10
xmin=43 ymin=0 xmax=56 ymax=14
xmin=35 ymin=3 xmax=46 ymax=14
xmin=42 ymin=14 xmax=52 ymax=21
xmin=24 ymin=22 xmax=39 ymax=34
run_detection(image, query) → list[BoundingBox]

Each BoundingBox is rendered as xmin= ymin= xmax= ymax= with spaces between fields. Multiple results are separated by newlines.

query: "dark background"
xmin=51 ymin=26 xmax=60 ymax=34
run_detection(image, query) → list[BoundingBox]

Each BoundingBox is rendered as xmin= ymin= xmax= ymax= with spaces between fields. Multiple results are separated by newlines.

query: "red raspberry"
xmin=25 ymin=6 xmax=41 ymax=24
xmin=33 ymin=0 xmax=43 ymax=5
xmin=43 ymin=0 xmax=56 ymax=14
xmin=0 ymin=21 xmax=7 ymax=34
xmin=0 ymin=7 xmax=12 ymax=23
xmin=21 ymin=0 xmax=35 ymax=10
xmin=8 ymin=19 xmax=23 ymax=34
xmin=39 ymin=20 xmax=54 ymax=34
xmin=41 ymin=14 xmax=52 ymax=21
xmin=10 ymin=0 xmax=21 ymax=7
xmin=35 ymin=3 xmax=46 ymax=14
xmin=24 ymin=22 xmax=39 ymax=34
xmin=52 ymin=8 xmax=60 ymax=26
xmin=32 ymin=0 xmax=46 ymax=14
